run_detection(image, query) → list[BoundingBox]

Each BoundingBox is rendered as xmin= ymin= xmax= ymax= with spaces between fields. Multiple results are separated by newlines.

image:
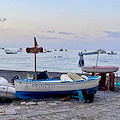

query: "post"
xmin=34 ymin=37 xmax=37 ymax=81
xmin=26 ymin=37 xmax=43 ymax=81
xmin=109 ymin=73 xmax=115 ymax=91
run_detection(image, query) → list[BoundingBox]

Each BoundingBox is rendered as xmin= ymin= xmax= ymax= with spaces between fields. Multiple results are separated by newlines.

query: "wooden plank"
xmin=26 ymin=47 xmax=43 ymax=53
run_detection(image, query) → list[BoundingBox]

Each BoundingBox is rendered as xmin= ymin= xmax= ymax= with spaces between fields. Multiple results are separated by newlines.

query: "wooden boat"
xmin=14 ymin=73 xmax=101 ymax=99
xmin=14 ymin=38 xmax=101 ymax=100
xmin=82 ymin=66 xmax=119 ymax=73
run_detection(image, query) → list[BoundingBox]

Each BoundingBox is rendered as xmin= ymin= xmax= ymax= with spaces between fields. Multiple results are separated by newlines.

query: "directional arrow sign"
xmin=26 ymin=47 xmax=43 ymax=53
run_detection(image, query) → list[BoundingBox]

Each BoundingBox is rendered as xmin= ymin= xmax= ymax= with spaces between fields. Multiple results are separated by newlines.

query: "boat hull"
xmin=16 ymin=86 xmax=98 ymax=99
xmin=15 ymin=76 xmax=101 ymax=99
xmin=82 ymin=66 xmax=119 ymax=73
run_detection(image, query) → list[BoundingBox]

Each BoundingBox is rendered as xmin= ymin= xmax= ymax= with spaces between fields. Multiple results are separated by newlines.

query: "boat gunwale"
xmin=14 ymin=76 xmax=101 ymax=84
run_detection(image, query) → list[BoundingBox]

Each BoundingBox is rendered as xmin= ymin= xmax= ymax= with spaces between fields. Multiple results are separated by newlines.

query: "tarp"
xmin=0 ymin=77 xmax=8 ymax=84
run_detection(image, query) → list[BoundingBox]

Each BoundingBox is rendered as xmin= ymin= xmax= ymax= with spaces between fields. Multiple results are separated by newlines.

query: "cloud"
xmin=0 ymin=18 xmax=7 ymax=22
xmin=47 ymin=31 xmax=55 ymax=33
xmin=58 ymin=32 xmax=73 ymax=35
xmin=75 ymin=36 xmax=86 ymax=39
xmin=104 ymin=31 xmax=120 ymax=38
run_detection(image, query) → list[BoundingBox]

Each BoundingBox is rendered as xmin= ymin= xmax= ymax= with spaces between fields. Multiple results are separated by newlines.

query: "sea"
xmin=0 ymin=48 xmax=120 ymax=76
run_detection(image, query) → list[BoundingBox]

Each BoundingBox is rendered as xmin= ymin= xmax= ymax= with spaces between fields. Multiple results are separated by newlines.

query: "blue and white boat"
xmin=14 ymin=71 xmax=101 ymax=100
xmin=14 ymin=38 xmax=101 ymax=100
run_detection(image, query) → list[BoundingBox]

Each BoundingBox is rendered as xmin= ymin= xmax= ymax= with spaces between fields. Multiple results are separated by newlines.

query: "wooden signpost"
xmin=26 ymin=37 xmax=43 ymax=81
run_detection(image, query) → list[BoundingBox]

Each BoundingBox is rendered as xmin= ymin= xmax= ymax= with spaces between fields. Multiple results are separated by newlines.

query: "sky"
xmin=0 ymin=0 xmax=120 ymax=50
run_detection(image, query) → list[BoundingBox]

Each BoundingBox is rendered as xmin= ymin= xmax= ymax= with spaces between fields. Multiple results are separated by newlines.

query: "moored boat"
xmin=107 ymin=51 xmax=117 ymax=55
xmin=5 ymin=49 xmax=17 ymax=54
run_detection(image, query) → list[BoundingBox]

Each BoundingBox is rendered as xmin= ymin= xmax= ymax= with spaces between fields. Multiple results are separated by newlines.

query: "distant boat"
xmin=99 ymin=49 xmax=106 ymax=54
xmin=108 ymin=51 xmax=117 ymax=55
xmin=17 ymin=48 xmax=22 ymax=52
xmin=45 ymin=49 xmax=52 ymax=52
xmin=59 ymin=49 xmax=63 ymax=51
xmin=5 ymin=49 xmax=17 ymax=54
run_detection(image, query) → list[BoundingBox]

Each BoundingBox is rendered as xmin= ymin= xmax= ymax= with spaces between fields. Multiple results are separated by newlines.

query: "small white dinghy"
xmin=0 ymin=77 xmax=17 ymax=99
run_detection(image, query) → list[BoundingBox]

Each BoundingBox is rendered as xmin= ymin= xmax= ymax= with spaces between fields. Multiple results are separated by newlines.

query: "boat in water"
xmin=17 ymin=48 xmax=22 ymax=52
xmin=107 ymin=51 xmax=117 ymax=55
xmin=5 ymin=49 xmax=17 ymax=54
xmin=14 ymin=71 xmax=101 ymax=99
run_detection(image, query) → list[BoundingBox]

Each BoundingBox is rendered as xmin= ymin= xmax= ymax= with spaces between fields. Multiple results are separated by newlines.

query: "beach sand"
xmin=0 ymin=70 xmax=120 ymax=119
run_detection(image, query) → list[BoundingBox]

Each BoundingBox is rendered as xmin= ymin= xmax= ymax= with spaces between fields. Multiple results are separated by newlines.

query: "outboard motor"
xmin=0 ymin=84 xmax=17 ymax=100
xmin=0 ymin=77 xmax=17 ymax=100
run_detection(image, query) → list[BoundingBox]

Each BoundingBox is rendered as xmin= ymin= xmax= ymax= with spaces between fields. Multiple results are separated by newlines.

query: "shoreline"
xmin=0 ymin=69 xmax=67 ymax=82
xmin=0 ymin=69 xmax=119 ymax=82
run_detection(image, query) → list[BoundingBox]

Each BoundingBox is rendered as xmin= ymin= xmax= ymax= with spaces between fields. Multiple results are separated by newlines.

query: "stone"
xmin=37 ymin=101 xmax=46 ymax=105
xmin=26 ymin=101 xmax=37 ymax=106
xmin=47 ymin=102 xmax=57 ymax=106
xmin=21 ymin=102 xmax=26 ymax=105
xmin=5 ymin=108 xmax=16 ymax=115
xmin=0 ymin=108 xmax=5 ymax=115
xmin=62 ymin=96 xmax=70 ymax=101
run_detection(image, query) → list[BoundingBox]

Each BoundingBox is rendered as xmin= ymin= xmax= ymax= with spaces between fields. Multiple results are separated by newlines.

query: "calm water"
xmin=0 ymin=48 xmax=120 ymax=76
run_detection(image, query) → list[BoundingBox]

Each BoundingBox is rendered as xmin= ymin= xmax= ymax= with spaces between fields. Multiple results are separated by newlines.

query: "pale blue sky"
xmin=0 ymin=0 xmax=120 ymax=50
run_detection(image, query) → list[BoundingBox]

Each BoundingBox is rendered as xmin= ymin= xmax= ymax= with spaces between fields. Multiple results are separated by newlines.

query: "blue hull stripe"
xmin=16 ymin=86 xmax=98 ymax=99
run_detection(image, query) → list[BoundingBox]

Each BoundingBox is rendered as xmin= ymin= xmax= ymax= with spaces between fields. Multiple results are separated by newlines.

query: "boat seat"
xmin=60 ymin=74 xmax=73 ymax=82
xmin=67 ymin=72 xmax=84 ymax=81
xmin=37 ymin=71 xmax=50 ymax=80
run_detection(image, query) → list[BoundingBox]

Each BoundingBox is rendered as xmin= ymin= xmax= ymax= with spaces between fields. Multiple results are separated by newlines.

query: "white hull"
xmin=15 ymin=76 xmax=101 ymax=99
xmin=5 ymin=50 xmax=17 ymax=54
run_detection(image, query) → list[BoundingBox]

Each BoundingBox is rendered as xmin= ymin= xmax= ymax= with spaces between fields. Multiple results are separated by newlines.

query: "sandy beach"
xmin=0 ymin=70 xmax=120 ymax=119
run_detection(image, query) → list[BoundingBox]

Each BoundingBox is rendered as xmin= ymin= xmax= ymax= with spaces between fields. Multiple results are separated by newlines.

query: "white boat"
xmin=82 ymin=66 xmax=119 ymax=73
xmin=14 ymin=72 xmax=101 ymax=99
xmin=107 ymin=51 xmax=117 ymax=55
xmin=0 ymin=77 xmax=17 ymax=99
xmin=5 ymin=49 xmax=17 ymax=54
xmin=17 ymin=48 xmax=22 ymax=52
xmin=14 ymin=38 xmax=101 ymax=100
